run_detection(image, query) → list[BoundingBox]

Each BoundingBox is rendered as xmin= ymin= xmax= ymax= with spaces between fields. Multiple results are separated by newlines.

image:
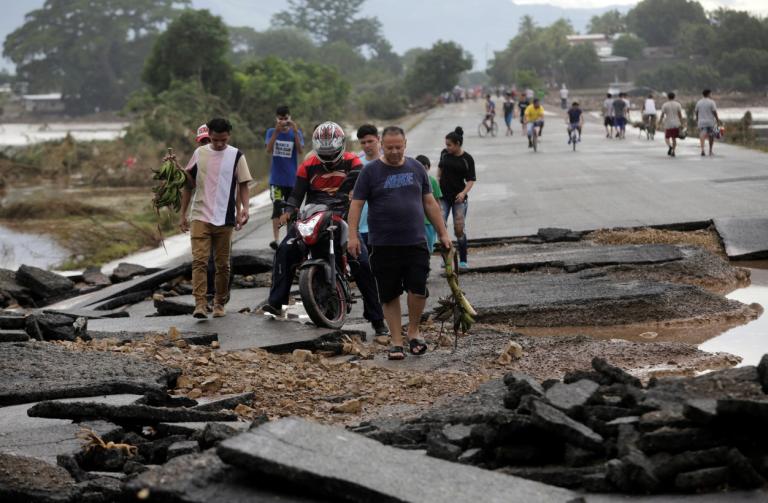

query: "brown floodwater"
xmin=516 ymin=261 xmax=768 ymax=366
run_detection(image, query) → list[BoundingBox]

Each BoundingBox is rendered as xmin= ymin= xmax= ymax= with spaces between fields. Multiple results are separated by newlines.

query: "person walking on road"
xmin=602 ymin=93 xmax=614 ymax=138
xmin=695 ymin=89 xmax=722 ymax=157
xmin=503 ymin=93 xmax=515 ymax=136
xmin=415 ymin=154 xmax=443 ymax=254
xmin=348 ymin=126 xmax=451 ymax=360
xmin=560 ymin=84 xmax=569 ymax=110
xmin=356 ymin=124 xmax=381 ymax=247
xmin=483 ymin=94 xmax=496 ymax=132
xmin=659 ymin=92 xmax=685 ymax=157
xmin=612 ymin=93 xmax=629 ymax=139
xmin=262 ymin=122 xmax=389 ymax=337
xmin=439 ymin=127 xmax=476 ymax=269
xmin=179 ymin=118 xmax=251 ymax=319
xmin=266 ymin=105 xmax=304 ymax=250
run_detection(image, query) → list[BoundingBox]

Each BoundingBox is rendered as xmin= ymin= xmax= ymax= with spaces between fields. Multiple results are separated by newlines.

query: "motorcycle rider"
xmin=260 ymin=122 xmax=389 ymax=336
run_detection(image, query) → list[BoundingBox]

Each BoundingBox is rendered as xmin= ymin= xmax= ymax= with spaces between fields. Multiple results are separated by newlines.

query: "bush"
xmin=355 ymin=80 xmax=408 ymax=120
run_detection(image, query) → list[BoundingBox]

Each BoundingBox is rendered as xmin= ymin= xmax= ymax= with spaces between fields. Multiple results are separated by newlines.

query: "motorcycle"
xmin=291 ymin=203 xmax=353 ymax=329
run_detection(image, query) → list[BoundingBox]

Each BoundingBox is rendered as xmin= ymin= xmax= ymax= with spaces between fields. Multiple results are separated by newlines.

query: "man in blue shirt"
xmin=266 ymin=105 xmax=304 ymax=249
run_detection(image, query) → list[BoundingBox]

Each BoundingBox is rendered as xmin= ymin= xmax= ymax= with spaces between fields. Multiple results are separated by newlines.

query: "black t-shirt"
xmin=438 ymin=150 xmax=476 ymax=200
xmin=518 ymin=99 xmax=530 ymax=113
xmin=503 ymin=102 xmax=514 ymax=116
xmin=567 ymin=109 xmax=582 ymax=123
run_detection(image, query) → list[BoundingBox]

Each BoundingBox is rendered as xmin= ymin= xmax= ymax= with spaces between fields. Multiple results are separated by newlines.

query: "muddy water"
xmin=516 ymin=262 xmax=768 ymax=366
xmin=699 ymin=262 xmax=768 ymax=366
xmin=0 ymin=224 xmax=68 ymax=270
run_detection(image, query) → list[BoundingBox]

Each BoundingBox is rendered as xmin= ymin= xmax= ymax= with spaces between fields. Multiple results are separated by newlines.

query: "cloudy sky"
xmin=512 ymin=0 xmax=768 ymax=13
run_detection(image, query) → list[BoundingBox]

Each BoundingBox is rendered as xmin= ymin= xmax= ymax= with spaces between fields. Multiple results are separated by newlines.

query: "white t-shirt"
xmin=643 ymin=99 xmax=656 ymax=114
xmin=560 ymin=88 xmax=569 ymax=99
xmin=602 ymin=98 xmax=613 ymax=117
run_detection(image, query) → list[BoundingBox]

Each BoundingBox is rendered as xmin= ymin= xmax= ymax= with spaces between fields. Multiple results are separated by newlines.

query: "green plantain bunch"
xmin=434 ymin=246 xmax=478 ymax=334
xmin=152 ymin=150 xmax=187 ymax=213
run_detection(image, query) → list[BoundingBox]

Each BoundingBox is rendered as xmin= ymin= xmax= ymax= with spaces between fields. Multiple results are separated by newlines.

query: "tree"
xmin=142 ymin=9 xmax=233 ymax=98
xmin=562 ymin=44 xmax=599 ymax=87
xmin=612 ymin=34 xmax=646 ymax=59
xmin=401 ymin=48 xmax=427 ymax=72
xmin=229 ymin=27 xmax=316 ymax=65
xmin=232 ymin=57 xmax=349 ymax=133
xmin=272 ymin=0 xmax=382 ymax=50
xmin=675 ymin=22 xmax=716 ymax=57
xmin=710 ymin=9 xmax=768 ymax=58
xmin=636 ymin=62 xmax=719 ymax=91
xmin=512 ymin=69 xmax=542 ymax=90
xmin=3 ymin=0 xmax=189 ymax=112
xmin=404 ymin=40 xmax=473 ymax=99
xmin=717 ymin=48 xmax=768 ymax=90
xmin=626 ymin=0 xmax=706 ymax=46
xmin=587 ymin=9 xmax=627 ymax=36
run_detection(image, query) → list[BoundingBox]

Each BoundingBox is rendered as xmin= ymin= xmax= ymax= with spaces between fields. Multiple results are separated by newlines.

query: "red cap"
xmin=195 ymin=124 xmax=209 ymax=143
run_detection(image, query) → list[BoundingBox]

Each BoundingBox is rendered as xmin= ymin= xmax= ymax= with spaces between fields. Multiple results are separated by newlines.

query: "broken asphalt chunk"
xmin=27 ymin=401 xmax=238 ymax=425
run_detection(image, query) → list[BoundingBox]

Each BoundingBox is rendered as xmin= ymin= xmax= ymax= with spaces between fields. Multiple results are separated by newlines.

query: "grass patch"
xmin=0 ymin=199 xmax=116 ymax=220
xmin=587 ymin=227 xmax=725 ymax=257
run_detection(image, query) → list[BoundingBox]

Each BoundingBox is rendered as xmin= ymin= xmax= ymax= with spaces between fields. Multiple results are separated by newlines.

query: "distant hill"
xmin=1 ymin=0 xmax=629 ymax=72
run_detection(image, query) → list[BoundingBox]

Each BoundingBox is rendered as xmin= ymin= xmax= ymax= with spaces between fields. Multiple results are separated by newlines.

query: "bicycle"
xmin=568 ymin=125 xmax=579 ymax=151
xmin=478 ymin=116 xmax=498 ymax=137
xmin=527 ymin=120 xmax=543 ymax=152
xmin=643 ymin=113 xmax=656 ymax=140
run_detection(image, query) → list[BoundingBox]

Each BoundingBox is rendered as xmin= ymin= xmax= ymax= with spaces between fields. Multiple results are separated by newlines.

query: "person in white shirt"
xmin=560 ymin=84 xmax=569 ymax=109
xmin=602 ymin=93 xmax=614 ymax=138
xmin=642 ymin=94 xmax=657 ymax=136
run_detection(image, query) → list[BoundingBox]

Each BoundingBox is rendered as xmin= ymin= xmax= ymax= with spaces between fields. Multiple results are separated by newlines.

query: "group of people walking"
xmin=173 ymin=106 xmax=477 ymax=361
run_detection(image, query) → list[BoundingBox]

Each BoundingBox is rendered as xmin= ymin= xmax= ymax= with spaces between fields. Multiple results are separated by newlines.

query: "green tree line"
xmin=588 ymin=0 xmax=768 ymax=91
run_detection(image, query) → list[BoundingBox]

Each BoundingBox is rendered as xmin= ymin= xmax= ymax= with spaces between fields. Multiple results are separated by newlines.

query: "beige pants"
xmin=191 ymin=220 xmax=233 ymax=306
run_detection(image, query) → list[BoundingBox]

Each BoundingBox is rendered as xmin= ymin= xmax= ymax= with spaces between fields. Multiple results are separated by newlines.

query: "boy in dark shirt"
xmin=566 ymin=102 xmax=584 ymax=144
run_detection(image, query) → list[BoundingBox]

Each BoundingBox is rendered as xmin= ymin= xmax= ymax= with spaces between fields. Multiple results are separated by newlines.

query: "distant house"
xmin=566 ymin=34 xmax=613 ymax=58
xmin=22 ymin=93 xmax=65 ymax=113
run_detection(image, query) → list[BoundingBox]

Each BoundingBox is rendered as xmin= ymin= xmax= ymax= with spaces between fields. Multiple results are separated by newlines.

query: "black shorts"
xmin=270 ymin=185 xmax=292 ymax=219
xmin=369 ymin=244 xmax=430 ymax=304
xmin=604 ymin=117 xmax=614 ymax=127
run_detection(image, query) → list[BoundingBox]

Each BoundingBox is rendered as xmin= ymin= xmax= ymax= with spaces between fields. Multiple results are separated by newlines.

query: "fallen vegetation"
xmin=588 ymin=227 xmax=725 ymax=257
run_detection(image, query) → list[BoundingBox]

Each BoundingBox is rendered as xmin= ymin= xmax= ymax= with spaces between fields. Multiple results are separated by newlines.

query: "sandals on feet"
xmin=408 ymin=337 xmax=428 ymax=356
xmin=388 ymin=346 xmax=406 ymax=360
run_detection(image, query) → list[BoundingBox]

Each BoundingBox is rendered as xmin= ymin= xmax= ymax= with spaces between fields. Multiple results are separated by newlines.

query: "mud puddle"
xmin=699 ymin=261 xmax=768 ymax=366
xmin=514 ymin=261 xmax=767 ymax=366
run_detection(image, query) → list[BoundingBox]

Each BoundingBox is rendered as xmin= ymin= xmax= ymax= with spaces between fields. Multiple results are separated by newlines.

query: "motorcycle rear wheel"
xmin=299 ymin=265 xmax=347 ymax=329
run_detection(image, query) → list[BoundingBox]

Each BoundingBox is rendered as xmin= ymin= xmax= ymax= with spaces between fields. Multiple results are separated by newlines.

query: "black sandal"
xmin=388 ymin=346 xmax=406 ymax=360
xmin=408 ymin=337 xmax=428 ymax=356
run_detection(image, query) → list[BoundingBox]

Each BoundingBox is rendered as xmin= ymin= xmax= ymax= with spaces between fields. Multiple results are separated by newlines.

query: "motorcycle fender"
xmin=299 ymin=259 xmax=333 ymax=284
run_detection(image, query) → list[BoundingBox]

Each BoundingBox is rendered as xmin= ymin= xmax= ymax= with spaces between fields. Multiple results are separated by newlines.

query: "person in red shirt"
xmin=261 ymin=122 xmax=388 ymax=337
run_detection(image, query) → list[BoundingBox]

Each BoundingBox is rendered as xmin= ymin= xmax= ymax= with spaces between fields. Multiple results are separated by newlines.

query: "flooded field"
xmin=0 ymin=122 xmax=127 ymax=147
xmin=0 ymin=223 xmax=68 ymax=270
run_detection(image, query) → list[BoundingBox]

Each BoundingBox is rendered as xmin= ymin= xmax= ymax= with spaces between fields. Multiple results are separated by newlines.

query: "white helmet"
xmin=312 ymin=121 xmax=345 ymax=166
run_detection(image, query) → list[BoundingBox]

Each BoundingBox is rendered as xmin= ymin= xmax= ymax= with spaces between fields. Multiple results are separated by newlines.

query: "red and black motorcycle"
xmin=291 ymin=203 xmax=353 ymax=329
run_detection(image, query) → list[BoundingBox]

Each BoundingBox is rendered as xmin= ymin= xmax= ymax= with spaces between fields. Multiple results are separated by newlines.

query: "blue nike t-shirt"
xmin=266 ymin=128 xmax=304 ymax=187
xmin=352 ymin=157 xmax=431 ymax=246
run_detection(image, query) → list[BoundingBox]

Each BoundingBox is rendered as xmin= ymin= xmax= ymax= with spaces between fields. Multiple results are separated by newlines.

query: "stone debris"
xmin=15 ymin=265 xmax=76 ymax=303
xmin=110 ymin=263 xmax=151 ymax=283
xmin=27 ymin=400 xmax=239 ymax=425
xmin=354 ymin=355 xmax=768 ymax=494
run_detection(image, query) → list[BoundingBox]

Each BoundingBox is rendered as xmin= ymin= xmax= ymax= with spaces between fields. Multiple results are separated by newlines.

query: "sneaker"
xmin=667 ymin=147 xmax=673 ymax=156
xmin=261 ymin=303 xmax=282 ymax=316
xmin=269 ymin=240 xmax=278 ymax=251
xmin=458 ymin=261 xmax=469 ymax=270
xmin=372 ymin=320 xmax=390 ymax=337
xmin=701 ymin=151 xmax=706 ymax=157
xmin=528 ymin=140 xmax=533 ymax=148
xmin=193 ymin=304 xmax=208 ymax=319
xmin=212 ymin=304 xmax=226 ymax=318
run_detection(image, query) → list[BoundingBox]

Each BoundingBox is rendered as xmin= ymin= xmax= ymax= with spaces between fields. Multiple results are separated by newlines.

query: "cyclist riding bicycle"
xmin=483 ymin=94 xmax=496 ymax=132
xmin=566 ymin=102 xmax=583 ymax=144
xmin=642 ymin=94 xmax=657 ymax=135
xmin=524 ymin=98 xmax=545 ymax=148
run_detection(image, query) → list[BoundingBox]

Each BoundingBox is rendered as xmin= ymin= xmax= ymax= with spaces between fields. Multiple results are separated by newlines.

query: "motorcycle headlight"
xmin=297 ymin=213 xmax=324 ymax=240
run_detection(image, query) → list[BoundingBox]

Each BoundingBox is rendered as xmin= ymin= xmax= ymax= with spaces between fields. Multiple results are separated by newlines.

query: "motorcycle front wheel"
xmin=299 ymin=265 xmax=347 ymax=329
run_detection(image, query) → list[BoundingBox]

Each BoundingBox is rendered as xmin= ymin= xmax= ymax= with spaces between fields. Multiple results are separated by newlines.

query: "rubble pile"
xmin=355 ymin=355 xmax=768 ymax=494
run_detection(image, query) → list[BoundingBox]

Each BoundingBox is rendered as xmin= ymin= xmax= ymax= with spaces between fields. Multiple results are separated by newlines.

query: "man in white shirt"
xmin=642 ymin=94 xmax=657 ymax=133
xmin=602 ymin=93 xmax=614 ymax=138
xmin=559 ymin=84 xmax=569 ymax=109
xmin=694 ymin=89 xmax=722 ymax=157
